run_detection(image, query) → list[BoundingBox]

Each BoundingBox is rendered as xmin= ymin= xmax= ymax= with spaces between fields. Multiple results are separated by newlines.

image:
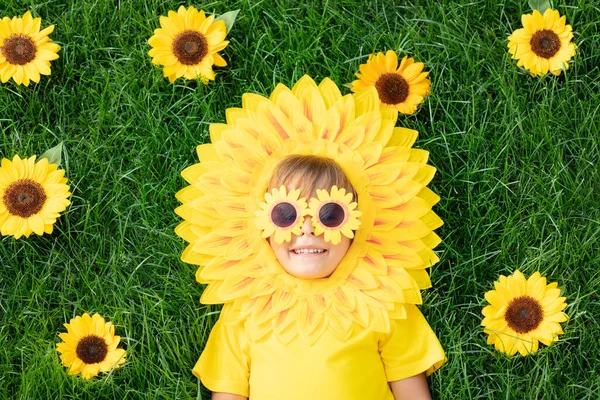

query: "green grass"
xmin=1 ymin=0 xmax=599 ymax=398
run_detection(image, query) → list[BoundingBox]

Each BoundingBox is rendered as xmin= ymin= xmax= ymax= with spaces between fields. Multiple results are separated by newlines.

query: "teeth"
xmin=293 ymin=249 xmax=325 ymax=254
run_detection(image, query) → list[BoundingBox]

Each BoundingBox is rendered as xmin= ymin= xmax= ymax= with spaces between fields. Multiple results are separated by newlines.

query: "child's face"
xmin=268 ymin=178 xmax=352 ymax=279
xmin=269 ymin=215 xmax=351 ymax=279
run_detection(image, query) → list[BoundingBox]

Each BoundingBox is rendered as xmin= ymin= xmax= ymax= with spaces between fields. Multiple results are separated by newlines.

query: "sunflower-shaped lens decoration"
xmin=0 ymin=155 xmax=70 ymax=239
xmin=0 ymin=11 xmax=60 ymax=86
xmin=351 ymin=50 xmax=430 ymax=115
xmin=148 ymin=6 xmax=230 ymax=83
xmin=508 ymin=9 xmax=576 ymax=76
xmin=481 ymin=270 xmax=568 ymax=356
xmin=309 ymin=186 xmax=361 ymax=245
xmin=56 ymin=313 xmax=126 ymax=379
xmin=255 ymin=186 xmax=308 ymax=244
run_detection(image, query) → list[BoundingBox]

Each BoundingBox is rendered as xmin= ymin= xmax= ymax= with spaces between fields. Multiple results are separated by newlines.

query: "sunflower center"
xmin=505 ymin=295 xmax=544 ymax=334
xmin=76 ymin=335 xmax=108 ymax=364
xmin=3 ymin=179 xmax=47 ymax=218
xmin=530 ymin=30 xmax=561 ymax=59
xmin=2 ymin=35 xmax=37 ymax=65
xmin=375 ymin=73 xmax=409 ymax=105
xmin=172 ymin=30 xmax=208 ymax=65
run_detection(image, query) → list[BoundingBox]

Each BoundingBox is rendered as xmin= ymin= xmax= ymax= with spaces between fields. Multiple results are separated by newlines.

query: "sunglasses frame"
xmin=255 ymin=185 xmax=361 ymax=244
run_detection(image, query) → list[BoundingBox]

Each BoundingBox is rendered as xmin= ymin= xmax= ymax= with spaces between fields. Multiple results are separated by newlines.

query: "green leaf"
xmin=528 ymin=0 xmax=551 ymax=14
xmin=215 ymin=9 xmax=240 ymax=33
xmin=39 ymin=143 xmax=63 ymax=166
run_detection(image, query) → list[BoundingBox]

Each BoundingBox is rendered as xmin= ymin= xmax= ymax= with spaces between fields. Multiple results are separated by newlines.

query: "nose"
xmin=300 ymin=216 xmax=314 ymax=235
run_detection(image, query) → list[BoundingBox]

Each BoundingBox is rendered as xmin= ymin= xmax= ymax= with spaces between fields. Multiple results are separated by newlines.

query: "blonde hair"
xmin=268 ymin=155 xmax=357 ymax=200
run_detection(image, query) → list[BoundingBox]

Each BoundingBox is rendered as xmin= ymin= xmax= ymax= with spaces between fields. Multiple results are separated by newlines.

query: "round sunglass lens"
xmin=319 ymin=202 xmax=345 ymax=228
xmin=271 ymin=202 xmax=298 ymax=228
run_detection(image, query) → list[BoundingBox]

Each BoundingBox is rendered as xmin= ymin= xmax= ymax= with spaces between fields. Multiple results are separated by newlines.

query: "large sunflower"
xmin=175 ymin=76 xmax=443 ymax=344
xmin=350 ymin=50 xmax=430 ymax=115
xmin=507 ymin=9 xmax=576 ymax=76
xmin=148 ymin=6 xmax=229 ymax=83
xmin=482 ymin=270 xmax=568 ymax=356
xmin=0 ymin=155 xmax=70 ymax=239
xmin=0 ymin=11 xmax=60 ymax=86
xmin=56 ymin=313 xmax=126 ymax=379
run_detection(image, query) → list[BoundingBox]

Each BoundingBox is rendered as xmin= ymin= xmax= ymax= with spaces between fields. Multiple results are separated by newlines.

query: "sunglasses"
xmin=270 ymin=200 xmax=347 ymax=228
xmin=255 ymin=185 xmax=362 ymax=244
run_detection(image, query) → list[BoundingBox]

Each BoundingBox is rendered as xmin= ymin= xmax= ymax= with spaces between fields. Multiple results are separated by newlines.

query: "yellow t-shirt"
xmin=194 ymin=304 xmax=444 ymax=399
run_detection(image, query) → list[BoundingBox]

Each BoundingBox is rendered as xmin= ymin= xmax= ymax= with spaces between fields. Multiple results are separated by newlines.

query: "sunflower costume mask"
xmin=175 ymin=75 xmax=443 ymax=343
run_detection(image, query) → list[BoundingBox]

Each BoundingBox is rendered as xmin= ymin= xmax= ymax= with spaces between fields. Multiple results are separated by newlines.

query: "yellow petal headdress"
xmin=175 ymin=76 xmax=443 ymax=343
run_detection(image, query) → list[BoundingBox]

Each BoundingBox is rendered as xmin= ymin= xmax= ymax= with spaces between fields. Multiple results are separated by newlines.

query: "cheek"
xmin=337 ymin=238 xmax=352 ymax=255
xmin=269 ymin=241 xmax=288 ymax=262
xmin=329 ymin=238 xmax=351 ymax=263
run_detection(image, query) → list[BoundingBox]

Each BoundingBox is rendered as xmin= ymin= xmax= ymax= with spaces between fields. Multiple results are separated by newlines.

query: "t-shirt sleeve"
xmin=378 ymin=304 xmax=446 ymax=382
xmin=192 ymin=317 xmax=250 ymax=397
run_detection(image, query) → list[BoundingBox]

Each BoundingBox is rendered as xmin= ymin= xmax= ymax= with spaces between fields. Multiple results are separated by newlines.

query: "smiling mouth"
xmin=292 ymin=249 xmax=326 ymax=254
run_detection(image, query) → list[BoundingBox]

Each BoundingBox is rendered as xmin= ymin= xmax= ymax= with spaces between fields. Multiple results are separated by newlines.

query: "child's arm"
xmin=212 ymin=393 xmax=247 ymax=400
xmin=389 ymin=373 xmax=431 ymax=400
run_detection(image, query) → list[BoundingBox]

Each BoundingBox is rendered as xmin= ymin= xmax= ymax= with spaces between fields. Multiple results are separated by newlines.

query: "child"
xmin=195 ymin=155 xmax=445 ymax=400
xmin=174 ymin=76 xmax=446 ymax=400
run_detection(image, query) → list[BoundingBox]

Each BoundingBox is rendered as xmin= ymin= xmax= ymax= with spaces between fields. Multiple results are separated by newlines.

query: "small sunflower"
xmin=0 ymin=11 xmax=60 ymax=86
xmin=482 ymin=270 xmax=568 ymax=356
xmin=255 ymin=186 xmax=308 ymax=244
xmin=0 ymin=155 xmax=70 ymax=239
xmin=56 ymin=313 xmax=126 ymax=379
xmin=508 ymin=9 xmax=576 ymax=76
xmin=148 ymin=5 xmax=229 ymax=83
xmin=351 ymin=50 xmax=430 ymax=114
xmin=309 ymin=186 xmax=361 ymax=245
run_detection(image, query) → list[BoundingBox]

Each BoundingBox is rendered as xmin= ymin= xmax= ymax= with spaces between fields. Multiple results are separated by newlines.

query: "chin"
xmin=285 ymin=266 xmax=334 ymax=279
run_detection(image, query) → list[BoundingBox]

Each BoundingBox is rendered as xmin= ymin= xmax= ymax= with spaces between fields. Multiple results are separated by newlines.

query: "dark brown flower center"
xmin=3 ymin=179 xmax=47 ymax=218
xmin=76 ymin=335 xmax=108 ymax=364
xmin=375 ymin=73 xmax=409 ymax=105
xmin=530 ymin=30 xmax=561 ymax=59
xmin=2 ymin=35 xmax=37 ymax=65
xmin=505 ymin=295 xmax=544 ymax=334
xmin=172 ymin=30 xmax=208 ymax=65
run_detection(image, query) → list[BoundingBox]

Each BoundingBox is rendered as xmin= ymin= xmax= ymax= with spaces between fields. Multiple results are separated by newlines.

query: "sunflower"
xmin=56 ymin=313 xmax=126 ymax=379
xmin=175 ymin=76 xmax=444 ymax=344
xmin=309 ymin=186 xmax=361 ymax=245
xmin=350 ymin=50 xmax=430 ymax=115
xmin=0 ymin=11 xmax=60 ymax=86
xmin=0 ymin=155 xmax=70 ymax=239
xmin=148 ymin=6 xmax=229 ymax=83
xmin=482 ymin=270 xmax=568 ymax=356
xmin=507 ymin=9 xmax=576 ymax=76
xmin=255 ymin=186 xmax=308 ymax=244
